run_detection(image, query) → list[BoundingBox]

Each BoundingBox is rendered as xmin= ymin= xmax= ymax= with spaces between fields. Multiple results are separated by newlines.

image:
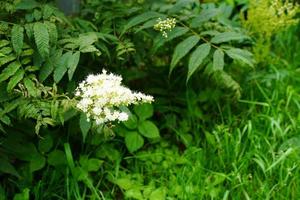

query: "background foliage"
xmin=0 ymin=0 xmax=299 ymax=199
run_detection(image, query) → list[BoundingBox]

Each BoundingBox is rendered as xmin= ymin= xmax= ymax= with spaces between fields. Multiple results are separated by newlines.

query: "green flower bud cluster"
xmin=154 ymin=18 xmax=176 ymax=38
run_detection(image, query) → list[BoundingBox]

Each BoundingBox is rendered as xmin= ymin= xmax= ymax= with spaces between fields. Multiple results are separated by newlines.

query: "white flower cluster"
xmin=75 ymin=69 xmax=153 ymax=125
xmin=154 ymin=18 xmax=176 ymax=38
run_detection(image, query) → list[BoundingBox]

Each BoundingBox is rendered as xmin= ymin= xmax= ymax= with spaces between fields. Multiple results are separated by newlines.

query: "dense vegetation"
xmin=0 ymin=0 xmax=299 ymax=199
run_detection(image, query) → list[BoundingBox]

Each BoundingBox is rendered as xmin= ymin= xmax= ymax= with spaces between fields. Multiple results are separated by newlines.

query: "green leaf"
xmin=0 ymin=40 xmax=10 ymax=48
xmin=190 ymin=8 xmax=219 ymax=27
xmin=0 ymin=158 xmax=20 ymax=178
xmin=11 ymin=25 xmax=24 ymax=55
xmin=211 ymin=32 xmax=249 ymax=44
xmin=48 ymin=150 xmax=66 ymax=166
xmin=152 ymin=27 xmax=189 ymax=53
xmin=134 ymin=103 xmax=153 ymax=121
xmin=44 ymin=21 xmax=57 ymax=44
xmin=13 ymin=188 xmax=30 ymax=200
xmin=115 ymin=178 xmax=134 ymax=190
xmin=79 ymin=113 xmax=91 ymax=143
xmin=187 ymin=43 xmax=211 ymax=82
xmin=29 ymin=154 xmax=46 ymax=172
xmin=150 ymin=187 xmax=166 ymax=200
xmin=33 ymin=22 xmax=49 ymax=58
xmin=213 ymin=49 xmax=224 ymax=71
xmin=125 ymin=131 xmax=144 ymax=152
xmin=0 ymin=61 xmax=22 ymax=83
xmin=123 ymin=114 xmax=138 ymax=130
xmin=53 ymin=51 xmax=72 ymax=83
xmin=170 ymin=35 xmax=199 ymax=75
xmin=122 ymin=11 xmax=163 ymax=35
xmin=138 ymin=121 xmax=160 ymax=139
xmin=16 ymin=0 xmax=39 ymax=10
xmin=38 ymin=134 xmax=53 ymax=153
xmin=225 ymin=48 xmax=254 ymax=67
xmin=125 ymin=188 xmax=143 ymax=200
xmin=7 ymin=69 xmax=25 ymax=92
xmin=39 ymin=49 xmax=62 ymax=82
xmin=67 ymin=51 xmax=80 ymax=80
xmin=23 ymin=77 xmax=38 ymax=97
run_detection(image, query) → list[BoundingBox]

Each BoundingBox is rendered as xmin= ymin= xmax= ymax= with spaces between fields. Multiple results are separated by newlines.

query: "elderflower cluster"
xmin=75 ymin=69 xmax=153 ymax=125
xmin=154 ymin=18 xmax=176 ymax=38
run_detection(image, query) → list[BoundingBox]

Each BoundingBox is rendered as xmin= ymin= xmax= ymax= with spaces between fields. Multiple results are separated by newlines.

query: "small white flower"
xmin=75 ymin=69 xmax=154 ymax=125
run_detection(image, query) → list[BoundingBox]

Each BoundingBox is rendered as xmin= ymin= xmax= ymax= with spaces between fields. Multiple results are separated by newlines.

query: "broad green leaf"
xmin=115 ymin=178 xmax=134 ymax=190
xmin=7 ymin=69 xmax=25 ymax=91
xmin=16 ymin=0 xmax=39 ymax=10
xmin=87 ymin=158 xmax=103 ymax=171
xmin=190 ymin=8 xmax=219 ymax=27
xmin=53 ymin=51 xmax=72 ymax=83
xmin=39 ymin=49 xmax=62 ymax=82
xmin=152 ymin=27 xmax=189 ymax=53
xmin=67 ymin=51 xmax=80 ymax=80
xmin=0 ymin=61 xmax=21 ymax=82
xmin=187 ymin=43 xmax=211 ymax=82
xmin=125 ymin=131 xmax=144 ymax=152
xmin=150 ymin=187 xmax=166 ymax=200
xmin=123 ymin=114 xmax=138 ymax=130
xmin=13 ymin=188 xmax=30 ymax=200
xmin=170 ymin=35 xmax=199 ymax=75
xmin=11 ymin=25 xmax=24 ymax=55
xmin=29 ymin=154 xmax=46 ymax=172
xmin=125 ymin=188 xmax=143 ymax=200
xmin=213 ymin=49 xmax=224 ymax=70
xmin=33 ymin=22 xmax=49 ymax=58
xmin=23 ymin=77 xmax=38 ymax=97
xmin=0 ymin=158 xmax=20 ymax=178
xmin=48 ymin=150 xmax=66 ymax=166
xmin=122 ymin=11 xmax=163 ymax=35
xmin=211 ymin=32 xmax=249 ymax=44
xmin=134 ymin=103 xmax=153 ymax=121
xmin=225 ymin=48 xmax=254 ymax=67
xmin=138 ymin=121 xmax=160 ymax=139
xmin=79 ymin=113 xmax=91 ymax=143
xmin=38 ymin=134 xmax=53 ymax=153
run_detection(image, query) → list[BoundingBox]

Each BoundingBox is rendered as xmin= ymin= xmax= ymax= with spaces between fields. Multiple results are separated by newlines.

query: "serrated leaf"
xmin=44 ymin=21 xmax=57 ymax=44
xmin=152 ymin=27 xmax=189 ymax=53
xmin=33 ymin=22 xmax=49 ymax=58
xmin=0 ymin=61 xmax=22 ymax=83
xmin=170 ymin=35 xmax=199 ymax=75
xmin=16 ymin=0 xmax=39 ymax=10
xmin=0 ymin=40 xmax=9 ymax=48
xmin=80 ymin=113 xmax=91 ymax=143
xmin=0 ymin=55 xmax=16 ymax=66
xmin=122 ymin=11 xmax=163 ymax=35
xmin=134 ymin=103 xmax=153 ymax=121
xmin=115 ymin=178 xmax=134 ymax=190
xmin=7 ymin=69 xmax=25 ymax=91
xmin=190 ymin=8 xmax=219 ymax=27
xmin=39 ymin=49 xmax=62 ymax=82
xmin=213 ymin=49 xmax=224 ymax=70
xmin=43 ymin=5 xmax=54 ymax=19
xmin=138 ymin=121 xmax=160 ymax=139
xmin=23 ymin=77 xmax=38 ymax=97
xmin=225 ymin=48 xmax=254 ymax=67
xmin=187 ymin=43 xmax=211 ymax=82
xmin=67 ymin=51 xmax=80 ymax=80
xmin=53 ymin=52 xmax=72 ymax=83
xmin=125 ymin=131 xmax=144 ymax=153
xmin=11 ymin=25 xmax=24 ymax=55
xmin=211 ymin=32 xmax=249 ymax=44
